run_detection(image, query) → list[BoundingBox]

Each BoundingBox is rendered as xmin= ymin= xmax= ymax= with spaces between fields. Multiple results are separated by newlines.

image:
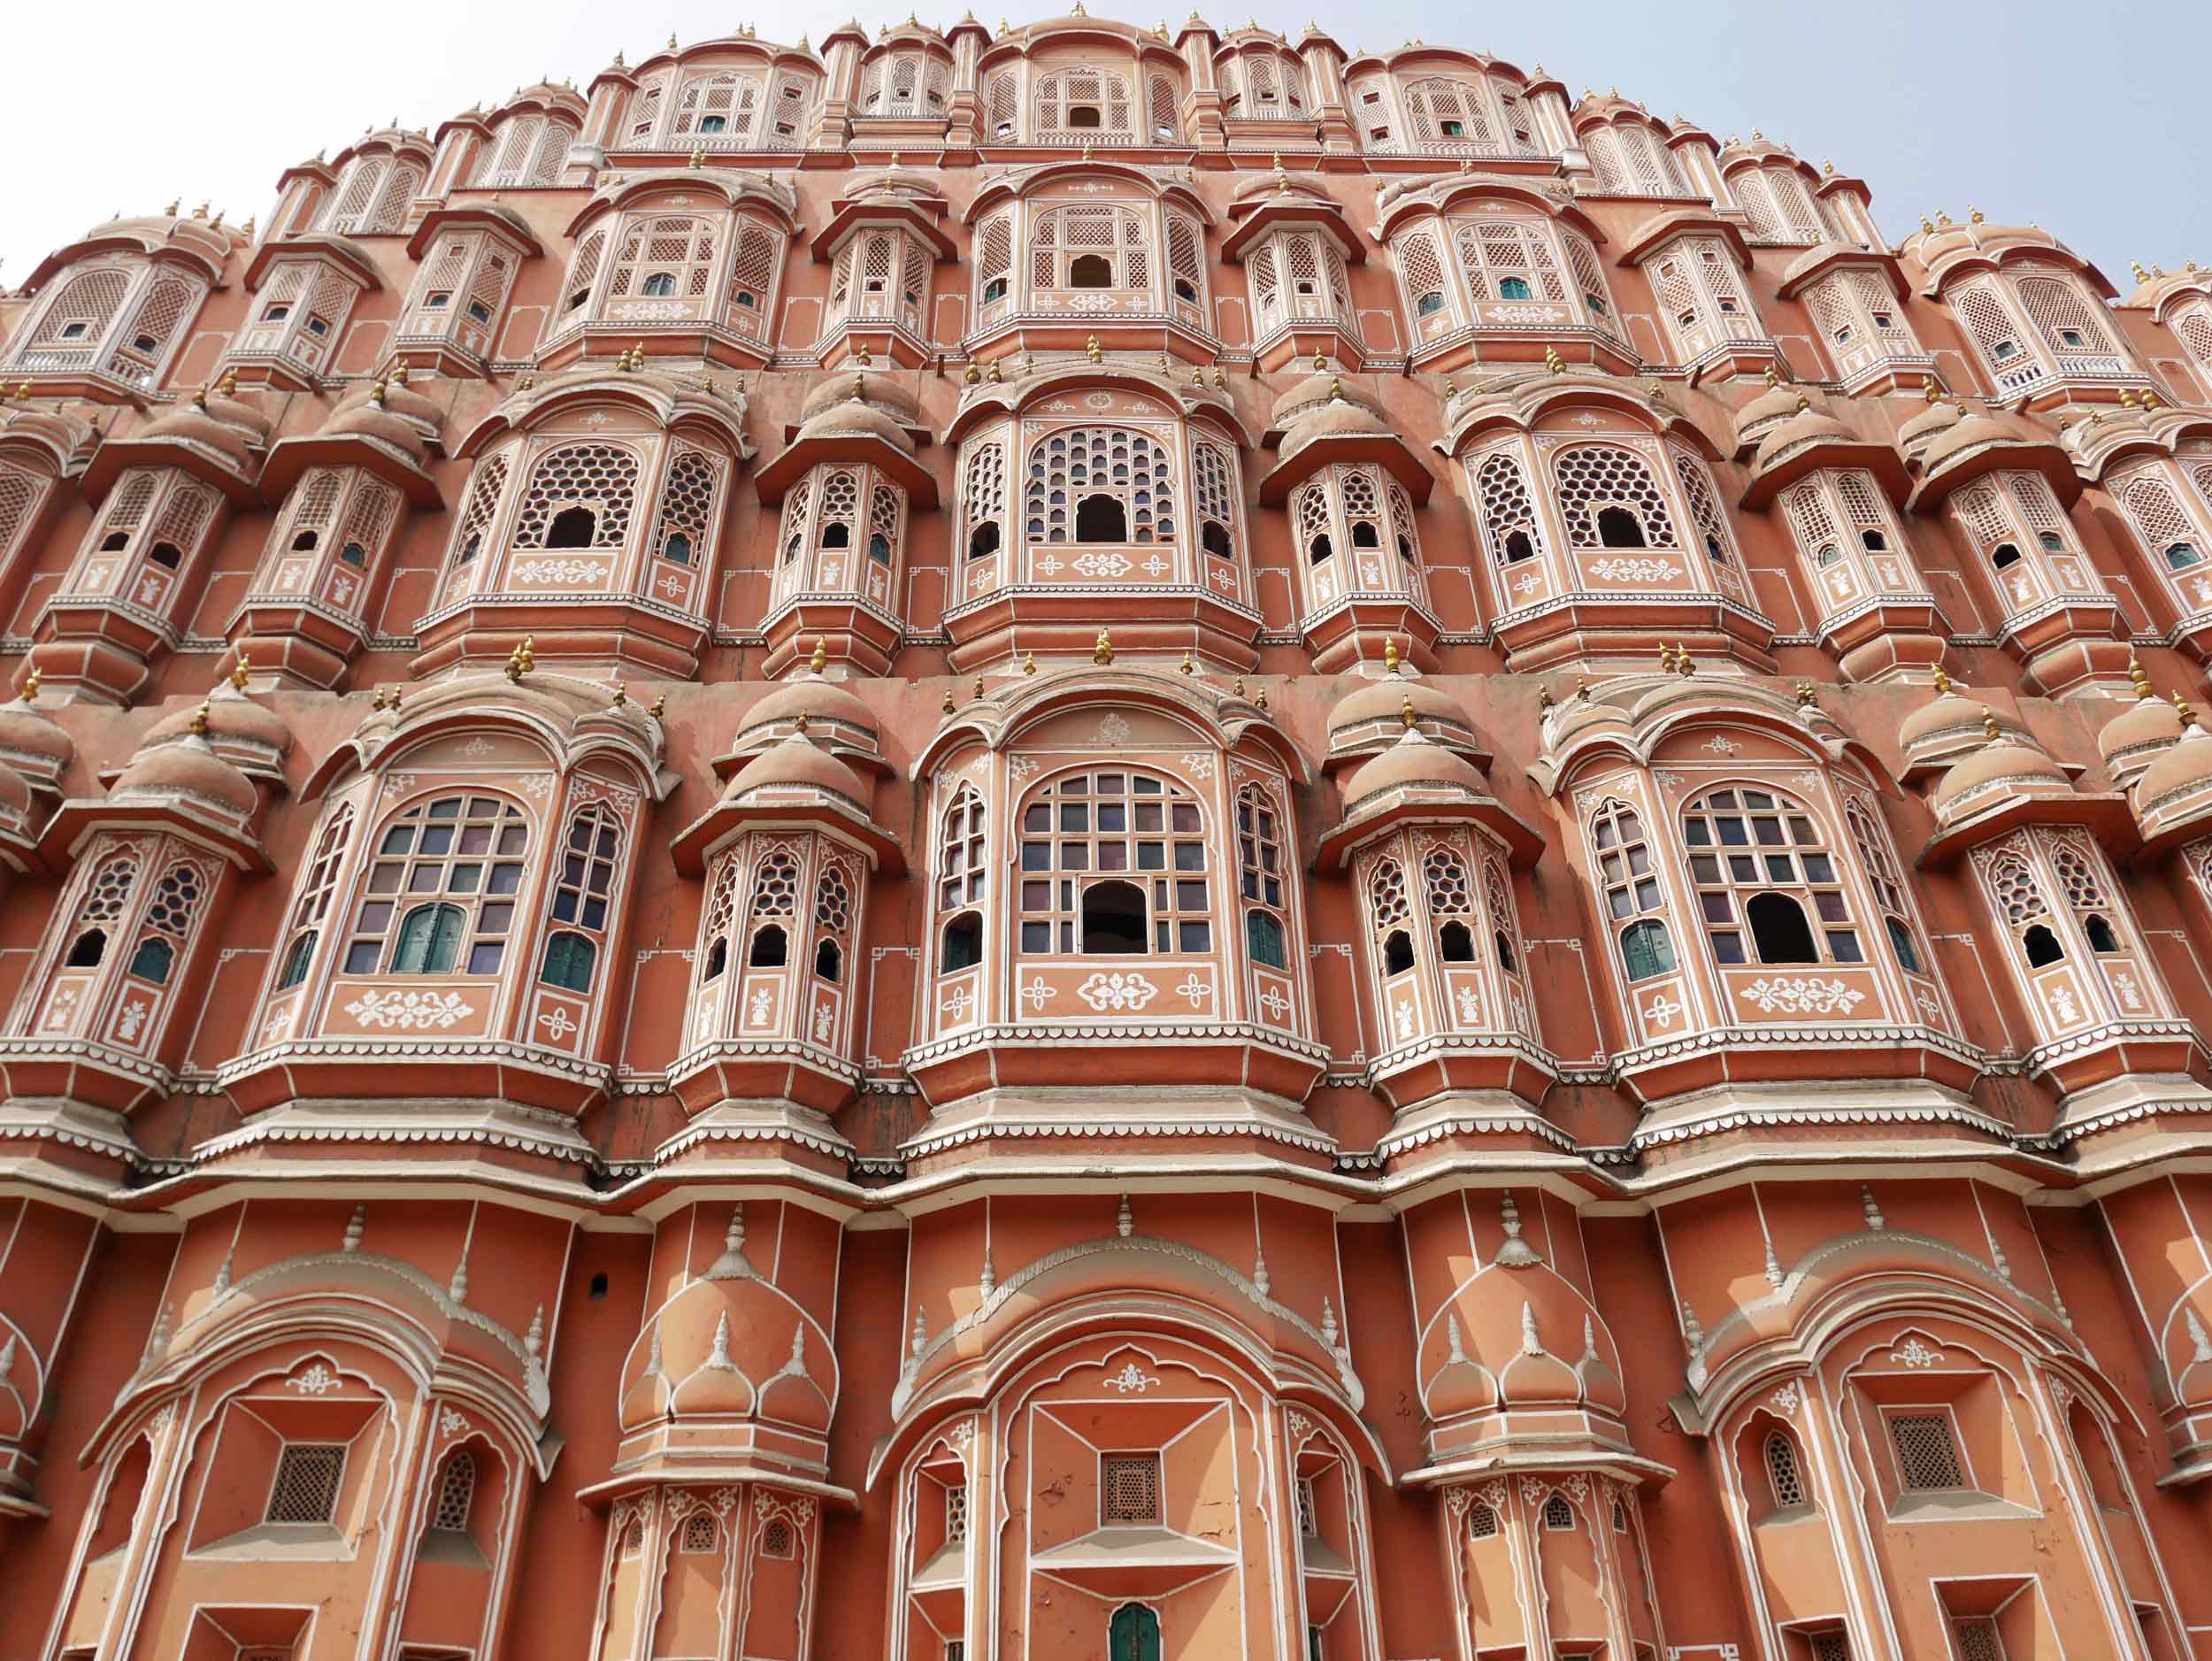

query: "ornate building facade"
xmin=7 ymin=16 xmax=2212 ymax=1661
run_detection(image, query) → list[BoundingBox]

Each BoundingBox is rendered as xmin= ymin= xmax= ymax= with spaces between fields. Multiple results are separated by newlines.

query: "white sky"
xmin=4 ymin=0 xmax=2207 ymax=293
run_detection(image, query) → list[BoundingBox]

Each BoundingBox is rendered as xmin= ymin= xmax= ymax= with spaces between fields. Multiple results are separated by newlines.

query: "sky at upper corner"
xmin=2 ymin=0 xmax=2206 ymax=300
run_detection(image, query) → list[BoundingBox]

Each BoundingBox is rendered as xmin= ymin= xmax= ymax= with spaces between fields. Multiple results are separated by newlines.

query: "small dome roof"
xmin=1931 ymin=723 xmax=2070 ymax=823
xmin=1898 ymin=388 xmax=1962 ymax=454
xmin=1920 ymin=406 xmax=2018 ymax=474
xmin=794 ymin=394 xmax=916 ymax=456
xmin=0 ymin=759 xmax=33 ymax=819
xmin=1342 ymin=728 xmax=1491 ymax=814
xmin=145 ymin=682 xmax=291 ymax=757
xmin=0 ymin=691 xmax=76 ymax=778
xmin=2135 ymin=721 xmax=2212 ymax=815
xmin=1732 ymin=370 xmax=1801 ymax=450
xmin=726 ymin=732 xmax=870 ymax=806
xmin=1329 ymin=676 xmax=1469 ymax=739
xmin=799 ymin=370 xmax=919 ymax=427
xmin=1898 ymin=672 xmax=2005 ymax=755
xmin=111 ymin=728 xmax=258 ymax=822
xmin=140 ymin=399 xmax=255 ymax=467
xmin=1271 ymin=369 xmax=1374 ymax=432
xmin=734 ymin=676 xmax=879 ymax=744
xmin=1752 ymin=397 xmax=1855 ymax=469
xmin=2097 ymin=676 xmax=2185 ymax=770
xmin=323 ymin=398 xmax=429 ymax=461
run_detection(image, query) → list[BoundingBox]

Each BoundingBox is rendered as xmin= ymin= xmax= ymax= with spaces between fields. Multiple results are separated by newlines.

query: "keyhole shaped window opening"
xmin=1596 ymin=506 xmax=1647 ymax=548
xmin=1684 ymin=787 xmax=1860 ymax=967
xmin=1019 ymin=771 xmax=1210 ymax=955
xmin=1593 ymin=799 xmax=1675 ymax=980
xmin=1027 ymin=427 xmax=1175 ymax=547
xmin=344 ymin=796 xmax=529 ymax=976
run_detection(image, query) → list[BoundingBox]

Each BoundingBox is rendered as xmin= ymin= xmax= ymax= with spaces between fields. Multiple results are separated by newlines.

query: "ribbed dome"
xmin=1328 ymin=676 xmax=1469 ymax=741
xmin=2098 ymin=681 xmax=2185 ymax=772
xmin=735 ymin=676 xmax=879 ymax=743
xmin=0 ymin=692 xmax=75 ymax=778
xmin=0 ymin=758 xmax=34 ymax=819
xmin=111 ymin=729 xmax=258 ymax=821
xmin=140 ymin=399 xmax=255 ymax=467
xmin=794 ymin=395 xmax=916 ymax=456
xmin=2135 ymin=723 xmax=2212 ymax=815
xmin=1898 ymin=388 xmax=1962 ymax=455
xmin=799 ymin=371 xmax=918 ymax=427
xmin=726 ymin=732 xmax=870 ymax=806
xmin=1898 ymin=673 xmax=2001 ymax=755
xmin=145 ymin=685 xmax=291 ymax=757
xmin=1271 ymin=369 xmax=1376 ymax=431
xmin=620 ymin=1258 xmax=834 ymax=1435
xmin=1752 ymin=398 xmax=1855 ymax=469
xmin=1342 ymin=729 xmax=1491 ymax=813
xmin=1732 ymin=370 xmax=1801 ymax=450
xmin=1920 ymin=406 xmax=2018 ymax=474
xmin=321 ymin=399 xmax=429 ymax=461
xmin=1931 ymin=728 xmax=2070 ymax=822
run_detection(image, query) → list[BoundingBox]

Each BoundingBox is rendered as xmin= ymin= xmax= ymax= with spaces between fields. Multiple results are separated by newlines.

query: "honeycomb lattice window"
xmin=1986 ymin=858 xmax=2047 ymax=928
xmin=680 ymin=1511 xmax=718 ymax=1553
xmin=761 ymin=1516 xmax=795 ymax=1557
xmin=1763 ymin=1431 xmax=1805 ymax=1508
xmin=945 ymin=1483 xmax=968 ymax=1542
xmin=142 ymin=862 xmax=204 ymax=940
xmin=1294 ymin=1475 xmax=1318 ymax=1538
xmin=1540 ymin=1492 xmax=1575 ymax=1530
xmin=1366 ymin=856 xmax=1409 ymax=932
xmin=1101 ymin=1453 xmax=1162 ymax=1526
xmin=2051 ymin=842 xmax=2108 ymax=912
xmin=2118 ymin=473 xmax=2205 ymax=573
xmin=1553 ymin=445 xmax=1678 ymax=549
xmin=652 ymin=450 xmax=722 ymax=567
xmin=962 ymin=441 xmax=1006 ymax=558
xmin=266 ymin=1442 xmax=347 ymax=1523
xmin=1452 ymin=219 xmax=1569 ymax=306
xmin=1467 ymin=1500 xmax=1498 ymax=1539
xmin=513 ymin=444 xmax=639 ymax=550
xmin=1809 ymin=1634 xmax=1851 ymax=1661
xmin=608 ymin=214 xmax=718 ymax=301
xmin=1951 ymin=1619 xmax=2004 ymax=1661
xmin=1024 ymin=427 xmax=1176 ymax=545
xmin=77 ymin=856 xmax=139 ymax=931
xmin=1474 ymin=449 xmax=1544 ymax=568
xmin=1033 ymin=65 xmax=1133 ymax=139
xmin=1887 ymin=1411 xmax=1966 ymax=1490
xmin=448 ymin=455 xmax=510 ymax=567
xmin=0 ymin=465 xmax=41 ymax=557
xmin=814 ymin=865 xmax=854 ymax=934
xmin=752 ymin=850 xmax=800 ymax=919
xmin=431 ymin=1450 xmax=475 ymax=1531
xmin=1424 ymin=849 xmax=1471 ymax=918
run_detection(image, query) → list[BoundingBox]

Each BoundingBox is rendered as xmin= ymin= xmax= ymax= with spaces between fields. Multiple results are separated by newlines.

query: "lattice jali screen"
xmin=265 ymin=1442 xmax=347 ymax=1523
xmin=1101 ymin=1453 xmax=1162 ymax=1524
xmin=1763 ymin=1432 xmax=1805 ymax=1507
xmin=1474 ymin=449 xmax=1544 ymax=565
xmin=945 ymin=1483 xmax=969 ymax=1542
xmin=514 ymin=445 xmax=640 ymax=549
xmin=1024 ymin=427 xmax=1177 ymax=544
xmin=432 ymin=1451 xmax=475 ymax=1531
xmin=652 ymin=450 xmax=723 ymax=566
xmin=0 ymin=465 xmax=42 ymax=557
xmin=1553 ymin=445 xmax=1678 ymax=548
xmin=1951 ymin=1619 xmax=2003 ymax=1661
xmin=1886 ymin=1412 xmax=1965 ymax=1489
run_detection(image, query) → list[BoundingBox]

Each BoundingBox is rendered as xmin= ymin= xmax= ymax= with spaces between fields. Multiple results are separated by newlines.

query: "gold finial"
xmin=165 ymin=197 xmax=180 ymax=217
xmin=1023 ymin=650 xmax=1037 ymax=675
xmin=668 ymin=31 xmax=679 ymax=47
xmin=651 ymin=694 xmax=665 ymax=719
xmin=2145 ymin=389 xmax=2162 ymax=411
xmin=1212 ymin=366 xmax=1226 ymax=388
xmin=1795 ymin=679 xmax=1817 ymax=707
xmin=21 ymin=666 xmax=40 ymax=702
xmin=1763 ymin=365 xmax=1778 ymax=388
xmin=964 ymin=362 xmax=980 ymax=385
xmin=1179 ymin=650 xmax=1194 ymax=675
xmin=1094 ymin=628 xmax=1114 ymax=666
xmin=2133 ymin=260 xmax=2150 ymax=283
xmin=1970 ymin=205 xmax=1985 ymax=224
xmin=2129 ymin=653 xmax=2154 ymax=699
xmin=794 ymin=711 xmax=810 ymax=737
xmin=1191 ymin=365 xmax=1205 ymax=387
xmin=192 ymin=200 xmax=209 ymax=219
xmin=193 ymin=384 xmax=209 ymax=411
xmin=1086 ymin=335 xmax=1102 ymax=364
xmin=611 ymin=679 xmax=627 ymax=707
xmin=189 ymin=703 xmax=211 ymax=737
xmin=1923 ymin=375 xmax=1939 ymax=403
xmin=389 ymin=686 xmax=402 ymax=711
xmin=370 ymin=376 xmax=388 ymax=406
xmin=1981 ymin=709 xmax=2002 ymax=745
xmin=854 ymin=342 xmax=872 ymax=368
xmin=1255 ymin=685 xmax=1268 ymax=711
xmin=1399 ymin=692 xmax=1417 ymax=731
xmin=810 ymin=637 xmax=829 ymax=674
xmin=986 ymin=360 xmax=1002 ymax=383
xmin=1314 ymin=351 xmax=1327 ymax=373
xmin=1082 ymin=140 xmax=1094 ymax=161
xmin=372 ymin=688 xmax=388 ymax=711
xmin=2122 ymin=386 xmax=2139 ymax=409
xmin=688 ymin=146 xmax=706 ymax=169
xmin=1659 ymin=642 xmax=1676 ymax=673
xmin=1932 ymin=664 xmax=1953 ymax=694
xmin=1794 ymin=393 xmax=1810 ymax=414
xmin=1327 ymin=375 xmax=1342 ymax=401
xmin=1575 ymin=675 xmax=1591 ymax=702
xmin=1936 ymin=208 xmax=1951 ymax=225
xmin=505 ymin=636 xmax=534 ymax=683
xmin=943 ymin=687 xmax=956 ymax=713
xmin=1538 ymin=684 xmax=1555 ymax=711
xmin=973 ymin=675 xmax=985 ymax=701
xmin=391 ymin=364 xmax=409 ymax=388
xmin=230 ymin=653 xmax=250 ymax=691
xmin=1544 ymin=345 xmax=1564 ymax=374
xmin=1383 ymin=635 xmax=1401 ymax=674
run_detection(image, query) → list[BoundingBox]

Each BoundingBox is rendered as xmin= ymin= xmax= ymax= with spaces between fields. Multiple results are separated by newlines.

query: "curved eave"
xmin=81 ymin=438 xmax=260 ymax=509
xmin=1919 ymin=793 xmax=2137 ymax=869
xmin=1220 ymin=201 xmax=1365 ymax=265
xmin=1741 ymin=436 xmax=1908 ymax=510
xmin=27 ymin=231 xmax=231 ymax=292
xmin=1375 ymin=182 xmax=1602 ymax=248
xmin=946 ymin=372 xmax=1249 ymax=448
xmin=562 ymin=173 xmax=802 ymax=240
xmin=2135 ymin=801 xmax=2212 ymax=865
xmin=1775 ymin=242 xmax=1908 ymax=303
xmin=261 ymin=432 xmax=442 ymax=510
xmin=964 ymin=161 xmax=1216 ymax=227
xmin=1908 ymin=439 xmax=2083 ymax=513
xmin=669 ymin=796 xmax=904 ymax=876
xmin=913 ymin=667 xmax=1306 ymax=781
xmin=0 ymin=422 xmax=98 ymax=480
xmin=711 ymin=735 xmax=892 ymax=779
xmin=405 ymin=205 xmax=544 ymax=263
xmin=456 ymin=388 xmax=751 ymax=463
xmin=39 ymin=799 xmax=270 ymax=874
xmin=1314 ymin=794 xmax=1545 ymax=870
xmin=812 ymin=199 xmax=957 ymax=263
xmin=754 ymin=430 xmax=937 ymax=506
xmin=242 ymin=235 xmax=383 ymax=296
xmin=1441 ymin=383 xmax=1718 ymax=462
xmin=1920 ymin=239 xmax=2118 ymax=301
xmin=1618 ymin=209 xmax=1752 ymax=269
xmin=1258 ymin=431 xmax=1434 ymax=507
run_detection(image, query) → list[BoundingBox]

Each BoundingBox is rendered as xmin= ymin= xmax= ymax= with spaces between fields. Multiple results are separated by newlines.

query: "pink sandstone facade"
xmin=10 ymin=16 xmax=2212 ymax=1661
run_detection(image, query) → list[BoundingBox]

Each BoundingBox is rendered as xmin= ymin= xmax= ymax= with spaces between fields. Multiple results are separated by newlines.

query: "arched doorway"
xmin=1110 ymin=1602 xmax=1162 ymax=1661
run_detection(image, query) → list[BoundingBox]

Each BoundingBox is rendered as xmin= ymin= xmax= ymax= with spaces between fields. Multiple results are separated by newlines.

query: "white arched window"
xmin=1023 ymin=426 xmax=1176 ymax=546
xmin=1801 ymin=267 xmax=1924 ymax=383
xmin=1591 ymin=798 xmax=1675 ymax=983
xmin=857 ymin=51 xmax=950 ymax=117
xmin=1030 ymin=204 xmax=1149 ymax=298
xmin=1681 ymin=786 xmax=1861 ymax=969
xmin=539 ymin=804 xmax=622 ymax=995
xmin=1949 ymin=469 xmax=2103 ymax=619
xmin=1246 ymin=229 xmax=1355 ymax=341
xmin=1016 ymin=769 xmax=1212 ymax=957
xmin=669 ymin=72 xmax=766 ymax=144
xmin=341 ymin=794 xmax=530 ymax=977
xmin=320 ymin=153 xmax=423 ymax=235
xmin=1763 ymin=1431 xmax=1806 ymax=1508
xmin=936 ymin=788 xmax=987 ymax=973
xmin=475 ymin=114 xmax=577 ymax=187
xmin=1033 ymin=65 xmax=1133 ymax=142
xmin=1731 ymin=166 xmax=1828 ymax=244
xmin=1552 ymin=444 xmax=1678 ymax=550
xmin=1583 ymin=123 xmax=1682 ymax=195
xmin=513 ymin=443 xmax=641 ymax=553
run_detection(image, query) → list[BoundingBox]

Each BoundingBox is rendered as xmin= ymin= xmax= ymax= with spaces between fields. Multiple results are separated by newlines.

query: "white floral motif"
xmin=1010 ymin=757 xmax=1039 ymax=782
xmin=1641 ymin=993 xmax=1684 ymax=1030
xmin=1769 ymin=1380 xmax=1803 ymax=1415
xmin=2047 ymin=982 xmax=2080 ymax=1025
xmin=746 ymin=988 xmax=774 ymax=1027
xmin=1104 ymin=1361 xmax=1159 ymax=1393
xmin=1071 ymin=550 xmax=1134 ymax=579
xmin=1178 ymin=752 xmax=1216 ymax=780
xmin=1019 ymin=976 xmax=1057 ymax=1011
xmin=519 ymin=774 xmax=555 ymax=801
xmin=2113 ymin=971 xmax=2144 ymax=1011
xmin=1889 ymin=1338 xmax=1943 ymax=1368
xmin=1392 ymin=997 xmax=1416 ymax=1039
xmin=511 ymin=558 xmax=611 ymax=586
xmin=1175 ymin=973 xmax=1210 ymax=1010
xmin=1094 ymin=713 xmax=1133 ymax=745
xmin=1084 ymin=391 xmax=1117 ymax=410
xmin=1702 ymin=734 xmax=1740 ymax=756
xmin=115 ymin=1000 xmax=150 ymax=1042
xmin=261 ymin=1007 xmax=294 ymax=1045
xmin=941 ymin=985 xmax=976 ymax=1023
xmin=344 ymin=989 xmax=475 ymax=1031
xmin=1257 ymin=983 xmax=1291 ymax=1020
xmin=40 ymin=986 xmax=78 ymax=1032
xmin=462 ymin=736 xmax=494 ymax=757
xmin=1455 ymin=986 xmax=1483 ymax=1025
xmin=439 ymin=1406 xmax=469 ymax=1435
xmin=1077 ymin=972 xmax=1156 ymax=1012
xmin=813 ymin=1003 xmax=834 ymax=1040
xmin=287 ymin=1363 xmax=341 ymax=1395
xmin=1741 ymin=977 xmax=1865 ymax=1015
xmin=1586 ymin=557 xmax=1680 ymax=582
xmin=536 ymin=1005 xmax=578 ymax=1042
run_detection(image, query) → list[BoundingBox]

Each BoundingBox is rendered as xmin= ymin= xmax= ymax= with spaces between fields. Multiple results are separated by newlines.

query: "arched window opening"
xmin=547 ymin=505 xmax=597 ymax=549
xmin=1309 ymin=533 xmax=1333 ymax=565
xmin=2085 ymin=913 xmax=2119 ymax=953
xmin=1416 ymin=290 xmax=1445 ymax=318
xmin=291 ymin=530 xmax=320 ymax=553
xmin=867 ymin=532 xmax=891 ymax=564
xmin=100 ymin=531 xmax=128 ymax=553
xmin=1764 ymin=1431 xmax=1806 ymax=1509
xmin=2024 ymin=923 xmax=2064 ymax=966
xmin=1746 ymin=892 xmax=1818 ymax=965
xmin=942 ymin=911 xmax=981 ymax=972
xmin=1109 ymin=1603 xmax=1162 ymax=1661
xmin=703 ymin=937 xmax=728 ymax=980
xmin=1541 ymin=1493 xmax=1575 ymax=1530
xmin=814 ymin=938 xmax=841 ymax=981
xmin=969 ymin=521 xmax=1001 ymax=561
xmin=66 ymin=930 xmax=106 ymax=968
xmin=127 ymin=936 xmax=175 ymax=984
xmin=681 ymin=1511 xmax=718 ymax=1553
xmin=1991 ymin=542 xmax=2022 ymax=570
xmin=1382 ymin=929 xmax=1414 ymax=975
xmin=1886 ymin=916 xmax=1923 ymax=975
xmin=1081 ymin=880 xmax=1149 ymax=954
xmin=394 ymin=903 xmax=468 ymax=973
xmin=1068 ymin=104 xmax=1102 ymax=128
xmin=820 ymin=520 xmax=850 ymax=550
xmin=1202 ymin=520 xmax=1232 ymax=558
xmin=1070 ymin=253 xmax=1112 ymax=288
xmin=2037 ymin=531 xmax=2064 ymax=553
xmin=1596 ymin=506 xmax=1647 ymax=548
xmin=541 ymin=930 xmax=596 ymax=992
xmin=347 ymin=796 xmax=528 ymax=976
xmin=982 ymin=276 xmax=1008 ymax=304
xmin=1246 ymin=908 xmax=1286 ymax=971
xmin=663 ymin=532 xmax=693 ymax=566
xmin=1484 ymin=927 xmax=1509 ymax=970
xmin=341 ymin=541 xmax=366 ymax=566
xmin=1075 ymin=495 xmax=1128 ymax=542
xmin=1684 ymin=788 xmax=1861 ymax=966
xmin=1498 ymin=276 xmax=1532 ymax=300
xmin=1502 ymin=529 xmax=1534 ymax=565
xmin=1350 ymin=520 xmax=1380 ymax=550
xmin=1237 ymin=787 xmax=1288 ymax=972
xmin=278 ymin=931 xmax=318 ymax=990
xmin=641 ymin=273 xmax=677 ymax=297
xmin=761 ymin=1517 xmax=795 ymax=1557
xmin=2168 ymin=542 xmax=2203 ymax=571
xmin=1620 ymin=919 xmax=1675 ymax=980
xmin=432 ymin=1451 xmax=476 ymax=1533
xmin=749 ymin=923 xmax=788 ymax=967
xmin=940 ymin=791 xmax=987 ymax=913
xmin=1862 ymin=527 xmax=1888 ymax=552
xmin=149 ymin=542 xmax=183 ymax=569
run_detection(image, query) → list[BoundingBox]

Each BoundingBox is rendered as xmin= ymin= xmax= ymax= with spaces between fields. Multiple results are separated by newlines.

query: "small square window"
xmin=266 ymin=1442 xmax=347 ymax=1523
xmin=1101 ymin=1452 xmax=1162 ymax=1526
xmin=1886 ymin=1411 xmax=1966 ymax=1490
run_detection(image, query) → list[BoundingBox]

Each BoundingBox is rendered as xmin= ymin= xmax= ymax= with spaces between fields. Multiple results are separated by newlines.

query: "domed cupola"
xmin=1897 ymin=377 xmax=1962 ymax=468
xmin=1924 ymin=706 xmax=2131 ymax=865
xmin=1324 ymin=665 xmax=1487 ymax=772
xmin=1729 ymin=367 xmax=1802 ymax=458
xmin=0 ymin=671 xmax=78 ymax=795
xmin=673 ymin=721 xmax=902 ymax=876
xmin=717 ymin=644 xmax=888 ymax=774
xmin=2096 ymin=658 xmax=2186 ymax=791
xmin=132 ymin=660 xmax=291 ymax=789
xmin=82 ymin=375 xmax=270 ymax=507
xmin=1317 ymin=691 xmax=1540 ymax=870
xmin=2131 ymin=698 xmax=2212 ymax=857
xmin=44 ymin=700 xmax=270 ymax=873
xmin=1219 ymin=162 xmax=1370 ymax=371
xmin=1741 ymin=389 xmax=1906 ymax=509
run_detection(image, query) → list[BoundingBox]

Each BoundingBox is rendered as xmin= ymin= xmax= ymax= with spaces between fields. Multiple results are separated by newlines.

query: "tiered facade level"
xmin=16 ymin=18 xmax=2212 ymax=1661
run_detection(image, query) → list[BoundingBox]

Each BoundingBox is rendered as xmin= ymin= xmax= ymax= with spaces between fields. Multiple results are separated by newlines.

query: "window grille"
xmin=1952 ymin=279 xmax=2039 ymax=388
xmin=1366 ymin=856 xmax=1409 ymax=936
xmin=752 ymin=849 xmax=800 ymax=921
xmin=1018 ymin=771 xmax=1210 ymax=955
xmin=1845 ymin=800 xmax=1927 ymax=977
xmin=945 ymin=1483 xmax=968 ymax=1543
xmin=1033 ymin=65 xmax=1133 ymax=140
xmin=1467 ymin=1500 xmax=1498 ymax=1538
xmin=1238 ymin=784 xmax=1288 ymax=969
xmin=618 ymin=1512 xmax=644 ymax=1556
xmin=514 ymin=444 xmax=640 ymax=550
xmin=680 ymin=1511 xmax=718 ymax=1553
xmin=1424 ymin=849 xmax=1471 ymax=918
xmin=1295 ymin=1476 xmax=1318 ymax=1537
xmin=431 ymin=1450 xmax=475 ymax=1531
xmin=2119 ymin=473 xmax=2206 ymax=576
xmin=761 ymin=1516 xmax=795 ymax=1557
xmin=344 ymin=795 xmax=529 ymax=976
xmin=1553 ymin=446 xmax=1678 ymax=548
xmin=1591 ymin=800 xmax=1675 ymax=981
xmin=1148 ymin=73 xmax=1179 ymax=139
xmin=2017 ymin=275 xmax=2119 ymax=361
xmin=1612 ymin=1497 xmax=1628 ymax=1533
xmin=2173 ymin=304 xmax=2212 ymax=372
xmin=539 ymin=804 xmax=621 ymax=994
xmin=961 ymin=441 xmax=1006 ymax=560
xmin=1101 ymin=1453 xmax=1162 ymax=1525
xmin=0 ymin=465 xmax=41 ymax=558
xmin=1541 ymin=1493 xmax=1575 ymax=1530
xmin=1764 ymin=1431 xmax=1806 ymax=1507
xmin=446 ymin=455 xmax=510 ymax=574
xmin=939 ymin=792 xmax=987 ymax=912
xmin=1888 ymin=1412 xmax=1966 ymax=1489
xmin=108 ymin=276 xmax=199 ymax=384
xmin=1473 ymin=449 xmax=1545 ymax=571
xmin=1952 ymin=1619 xmax=2004 ymax=1661
xmin=1452 ymin=219 xmax=1569 ymax=306
xmin=266 ymin=1442 xmax=347 ymax=1523
xmin=651 ymin=448 xmax=722 ymax=570
xmin=726 ymin=219 xmax=782 ymax=333
xmin=1394 ymin=230 xmax=1452 ymax=330
xmin=1809 ymin=1634 xmax=1851 ymax=1661
xmin=27 ymin=269 xmax=131 ymax=350
xmin=1682 ymin=788 xmax=1859 ymax=967
xmin=984 ymin=69 xmax=1019 ymax=138
xmin=1024 ymin=427 xmax=1176 ymax=545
